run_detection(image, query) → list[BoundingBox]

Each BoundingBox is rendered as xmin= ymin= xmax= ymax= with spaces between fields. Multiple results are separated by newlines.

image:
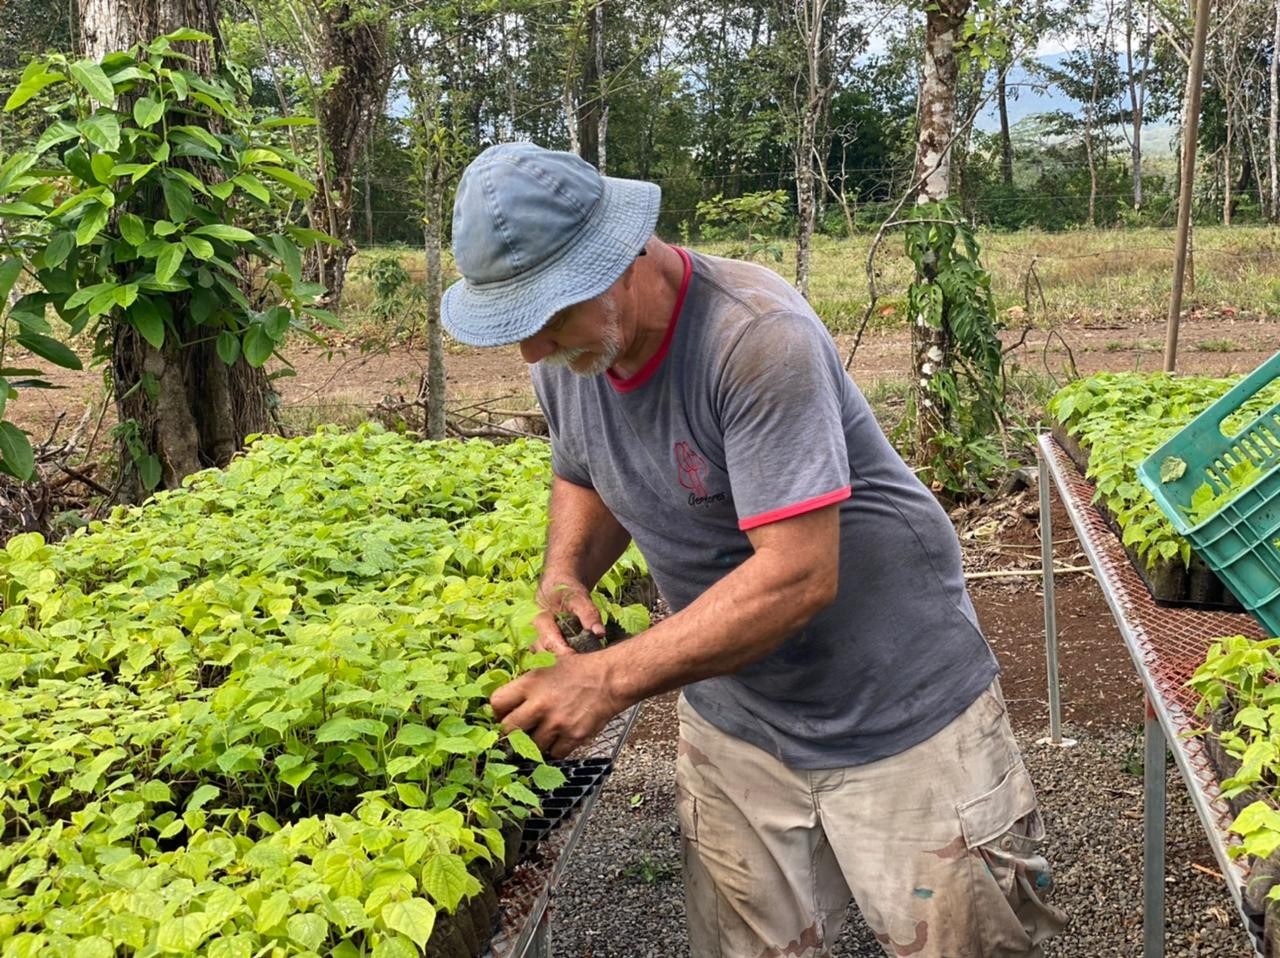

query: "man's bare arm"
xmin=491 ymin=503 xmax=840 ymax=757
xmin=534 ymin=476 xmax=633 ymax=654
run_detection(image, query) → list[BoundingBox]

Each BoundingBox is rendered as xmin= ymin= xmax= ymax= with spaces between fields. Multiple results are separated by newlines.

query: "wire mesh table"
xmin=1037 ymin=433 xmax=1265 ymax=957
xmin=483 ymin=702 xmax=641 ymax=958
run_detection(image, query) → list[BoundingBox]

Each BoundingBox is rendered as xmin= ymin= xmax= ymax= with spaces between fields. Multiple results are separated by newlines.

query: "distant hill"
xmin=974 ymin=52 xmax=1179 ymax=160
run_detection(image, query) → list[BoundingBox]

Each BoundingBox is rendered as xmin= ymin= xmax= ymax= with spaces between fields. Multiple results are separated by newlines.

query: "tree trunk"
xmin=912 ymin=0 xmax=967 ymax=467
xmin=913 ymin=0 xmax=965 ymax=202
xmin=80 ymin=0 xmax=274 ymax=498
xmin=421 ymin=154 xmax=447 ymax=441
xmin=307 ymin=2 xmax=391 ymax=308
xmin=363 ymin=139 xmax=373 ymax=248
xmin=577 ymin=2 xmax=601 ymax=165
xmin=595 ymin=1 xmax=608 ymax=174
xmin=1085 ymin=127 xmax=1098 ymax=227
xmin=1271 ymin=0 xmax=1279 ymax=221
xmin=1223 ymin=125 xmax=1233 ymax=226
xmin=997 ymin=66 xmax=1014 ymax=187
xmin=794 ymin=0 xmax=828 ymax=299
xmin=1125 ymin=0 xmax=1145 ymax=210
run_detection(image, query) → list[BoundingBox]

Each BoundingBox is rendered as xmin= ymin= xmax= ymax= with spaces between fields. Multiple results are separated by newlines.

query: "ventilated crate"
xmin=1137 ymin=351 xmax=1280 ymax=637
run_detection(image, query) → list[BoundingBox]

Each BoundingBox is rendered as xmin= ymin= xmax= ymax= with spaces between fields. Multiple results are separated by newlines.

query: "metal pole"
xmin=1164 ymin=0 xmax=1213 ymax=372
xmin=1040 ymin=449 xmax=1064 ymax=744
xmin=1144 ymin=696 xmax=1168 ymax=958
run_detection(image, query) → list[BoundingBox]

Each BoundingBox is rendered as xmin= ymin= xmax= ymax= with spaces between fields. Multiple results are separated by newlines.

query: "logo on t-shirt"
xmin=675 ymin=441 xmax=726 ymax=507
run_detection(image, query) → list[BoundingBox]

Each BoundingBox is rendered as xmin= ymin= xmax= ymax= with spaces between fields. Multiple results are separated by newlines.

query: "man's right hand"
xmin=533 ymin=576 xmax=606 ymax=655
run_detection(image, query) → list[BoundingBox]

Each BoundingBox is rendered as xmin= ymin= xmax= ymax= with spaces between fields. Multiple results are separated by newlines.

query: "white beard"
xmin=543 ymin=293 xmax=623 ymax=377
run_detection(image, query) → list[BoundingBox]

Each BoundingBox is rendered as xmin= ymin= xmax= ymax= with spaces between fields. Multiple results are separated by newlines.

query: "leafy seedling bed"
xmin=0 ymin=426 xmax=652 ymax=957
xmin=1045 ymin=372 xmax=1280 ymax=612
xmin=1050 ymin=423 xmax=1242 ymax=612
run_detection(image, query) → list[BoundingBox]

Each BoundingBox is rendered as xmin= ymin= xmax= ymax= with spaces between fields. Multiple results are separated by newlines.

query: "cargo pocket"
xmin=957 ymin=761 xmax=1067 ymax=951
xmin=676 ymin=783 xmax=700 ymax=844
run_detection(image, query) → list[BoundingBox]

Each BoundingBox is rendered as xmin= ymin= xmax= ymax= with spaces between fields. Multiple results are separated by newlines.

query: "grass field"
xmin=345 ymin=224 xmax=1280 ymax=339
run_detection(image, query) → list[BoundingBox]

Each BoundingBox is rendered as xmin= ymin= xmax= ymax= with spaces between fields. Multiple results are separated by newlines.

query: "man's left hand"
xmin=490 ymin=652 xmax=626 ymax=759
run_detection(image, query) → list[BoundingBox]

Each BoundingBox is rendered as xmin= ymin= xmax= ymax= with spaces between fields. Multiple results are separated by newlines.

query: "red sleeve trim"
xmin=738 ymin=486 xmax=851 ymax=531
xmin=608 ymin=246 xmax=692 ymax=393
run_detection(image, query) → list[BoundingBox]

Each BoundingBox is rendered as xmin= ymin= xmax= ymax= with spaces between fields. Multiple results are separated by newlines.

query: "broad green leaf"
xmin=255 ymin=890 xmax=291 ymax=933
xmin=79 ymin=113 xmax=121 ymax=152
xmin=70 ymin=61 xmax=116 ymax=105
xmin=380 ymin=898 xmax=435 ymax=949
xmin=119 ymin=213 xmax=146 ymax=247
xmin=420 ymin=853 xmax=476 ymax=913
xmin=242 ymin=325 xmax=273 ymax=367
xmin=215 ymin=331 xmax=239 ymax=364
xmin=273 ymin=235 xmax=303 ymax=283
xmin=155 ymin=243 xmax=185 ymax=284
xmin=0 ymin=257 xmax=22 ymax=305
xmin=16 ymin=333 xmax=81 ymax=370
xmin=531 ymin=763 xmax=567 ymax=791
xmin=278 ymin=761 xmax=315 ymax=790
xmin=183 ymin=235 xmax=214 ymax=260
xmin=127 ymin=299 xmax=165 ymax=349
xmin=63 ymin=144 xmax=95 ymax=184
xmin=261 ymin=115 xmax=317 ymax=128
xmin=156 ymin=913 xmax=214 ymax=953
xmin=164 ymin=28 xmax=215 ymax=42
xmin=257 ymin=164 xmax=315 ymax=198
xmin=139 ymin=453 xmax=162 ymax=490
xmin=161 ymin=177 xmax=193 ymax=221
xmin=133 ymin=96 xmax=164 ymax=129
xmin=1159 ymin=456 xmax=1186 ymax=483
xmin=506 ymin=728 xmax=543 ymax=763
xmin=314 ymin=716 xmax=386 ymax=743
xmin=75 ymin=204 xmax=109 ymax=246
xmin=5 ymin=70 xmax=64 ymax=111
xmin=192 ymin=224 xmax=255 ymax=243
xmin=286 ymin=913 xmax=328 ymax=951
xmin=187 ymin=784 xmax=220 ymax=811
xmin=43 ymin=232 xmax=75 ymax=268
xmin=34 ymin=120 xmax=79 ymax=155
xmin=90 ymin=152 xmax=115 ymax=184
xmin=0 ymin=422 xmax=34 ymax=481
xmin=233 ymin=173 xmax=269 ymax=202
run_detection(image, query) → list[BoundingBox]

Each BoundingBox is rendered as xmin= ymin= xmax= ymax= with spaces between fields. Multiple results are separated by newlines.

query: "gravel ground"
xmin=547 ymin=698 xmax=1258 ymax=957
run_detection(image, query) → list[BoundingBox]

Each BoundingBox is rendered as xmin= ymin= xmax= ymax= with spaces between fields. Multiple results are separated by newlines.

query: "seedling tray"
xmin=518 ymin=756 xmax=613 ymax=855
xmin=1138 ymin=350 xmax=1280 ymax=637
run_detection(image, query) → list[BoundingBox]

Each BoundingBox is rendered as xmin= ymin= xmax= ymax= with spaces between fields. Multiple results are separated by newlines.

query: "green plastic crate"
xmin=1137 ymin=350 xmax=1280 ymax=635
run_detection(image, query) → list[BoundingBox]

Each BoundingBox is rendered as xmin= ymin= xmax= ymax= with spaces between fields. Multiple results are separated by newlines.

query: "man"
xmin=441 ymin=142 xmax=1064 ymax=958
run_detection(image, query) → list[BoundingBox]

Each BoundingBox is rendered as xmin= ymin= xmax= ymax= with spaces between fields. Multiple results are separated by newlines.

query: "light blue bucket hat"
xmin=441 ymin=143 xmax=660 ymax=347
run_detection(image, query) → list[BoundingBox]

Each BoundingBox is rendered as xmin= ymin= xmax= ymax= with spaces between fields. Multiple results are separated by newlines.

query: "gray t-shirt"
xmin=532 ymin=249 xmax=998 ymax=769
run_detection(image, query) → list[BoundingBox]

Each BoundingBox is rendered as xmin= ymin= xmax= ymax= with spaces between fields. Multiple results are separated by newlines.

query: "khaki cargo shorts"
xmin=675 ymin=680 xmax=1066 ymax=957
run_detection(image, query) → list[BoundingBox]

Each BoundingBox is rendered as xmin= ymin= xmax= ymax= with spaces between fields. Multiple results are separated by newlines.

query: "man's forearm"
xmin=598 ymin=505 xmax=839 ymax=706
xmin=542 ymin=476 xmax=632 ymax=590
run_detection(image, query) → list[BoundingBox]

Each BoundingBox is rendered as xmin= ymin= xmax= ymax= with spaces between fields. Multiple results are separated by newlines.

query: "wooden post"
xmin=1164 ymin=0 xmax=1212 ymax=373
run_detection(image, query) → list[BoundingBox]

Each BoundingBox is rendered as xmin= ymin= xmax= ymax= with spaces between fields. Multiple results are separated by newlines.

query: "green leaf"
xmin=133 ymin=96 xmax=164 ymax=129
xmin=242 ymin=325 xmax=273 ymax=367
xmin=5 ymin=69 xmax=64 ymax=111
xmin=16 ymin=333 xmax=81 ymax=370
xmin=119 ymin=213 xmax=146 ymax=247
xmin=287 ymin=913 xmax=328 ymax=951
xmin=70 ymin=60 xmax=116 ymax=105
xmin=35 ymin=120 xmax=79 ymax=155
xmin=80 ymin=113 xmax=121 ymax=152
xmin=215 ymin=331 xmax=240 ymax=365
xmin=273 ymin=235 xmax=303 ymax=283
xmin=257 ymin=164 xmax=315 ymax=198
xmin=90 ymin=152 xmax=115 ymax=185
xmin=0 ymin=257 xmax=22 ymax=305
xmin=260 ymin=115 xmax=317 ymax=128
xmin=157 ymin=913 xmax=214 ymax=953
xmin=531 ymin=764 xmax=567 ymax=792
xmin=1160 ymin=456 xmax=1186 ymax=483
xmin=0 ymin=422 xmax=34 ymax=481
xmin=380 ymin=898 xmax=436 ymax=949
xmin=507 ymin=728 xmax=543 ymax=763
xmin=128 ymin=299 xmax=165 ymax=349
xmin=75 ymin=204 xmax=109 ymax=246
xmin=161 ymin=176 xmax=193 ymax=222
xmin=183 ymin=235 xmax=215 ymax=260
xmin=164 ymin=28 xmax=215 ymax=42
xmin=314 ymin=715 xmax=386 ymax=743
xmin=139 ymin=454 xmax=162 ymax=490
xmin=187 ymin=784 xmax=220 ymax=811
xmin=255 ymin=890 xmax=291 ymax=933
xmin=155 ymin=243 xmax=185 ymax=283
xmin=420 ymin=854 xmax=476 ymax=913
xmin=233 ymin=173 xmax=269 ymax=202
xmin=44 ymin=232 xmax=75 ymax=268
xmin=192 ymin=224 xmax=255 ymax=243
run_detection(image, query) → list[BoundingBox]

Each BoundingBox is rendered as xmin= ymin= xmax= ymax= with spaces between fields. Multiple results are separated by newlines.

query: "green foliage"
xmin=0 ymin=32 xmax=335 ymax=480
xmin=1048 ymin=372 xmax=1280 ymax=568
xmin=0 ymin=425 xmax=650 ymax=954
xmin=902 ymin=201 xmax=1012 ymax=499
xmin=1189 ymin=636 xmax=1280 ymax=886
xmin=694 ymin=190 xmax=789 ymax=261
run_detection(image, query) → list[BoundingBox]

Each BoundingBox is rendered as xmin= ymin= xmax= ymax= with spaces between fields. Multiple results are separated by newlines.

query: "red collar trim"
xmin=607 ymin=246 xmax=692 ymax=393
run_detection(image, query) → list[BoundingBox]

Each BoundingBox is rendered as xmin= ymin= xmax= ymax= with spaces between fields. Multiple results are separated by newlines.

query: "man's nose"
xmin=519 ymin=335 xmax=555 ymax=364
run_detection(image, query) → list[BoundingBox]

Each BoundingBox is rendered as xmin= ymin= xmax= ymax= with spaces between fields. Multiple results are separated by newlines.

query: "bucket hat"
xmin=441 ymin=143 xmax=660 ymax=347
